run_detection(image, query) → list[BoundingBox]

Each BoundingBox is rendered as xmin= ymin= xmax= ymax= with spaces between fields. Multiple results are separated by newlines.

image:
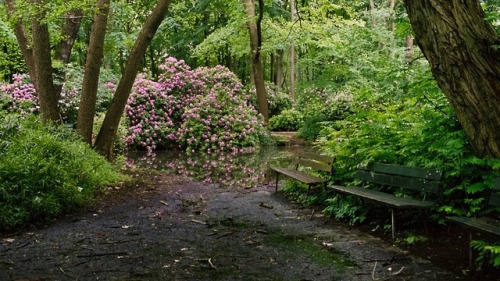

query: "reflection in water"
xmin=125 ymin=147 xmax=315 ymax=188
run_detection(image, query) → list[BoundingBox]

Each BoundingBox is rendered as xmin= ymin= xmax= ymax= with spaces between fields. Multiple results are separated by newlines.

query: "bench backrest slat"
xmin=289 ymin=152 xmax=335 ymax=173
xmin=293 ymin=158 xmax=333 ymax=173
xmin=360 ymin=163 xmax=443 ymax=181
xmin=295 ymin=152 xmax=335 ymax=165
xmin=488 ymin=178 xmax=500 ymax=207
xmin=356 ymin=163 xmax=443 ymax=194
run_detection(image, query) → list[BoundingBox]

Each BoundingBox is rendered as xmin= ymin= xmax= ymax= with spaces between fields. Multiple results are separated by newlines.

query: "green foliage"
xmin=471 ymin=240 xmax=500 ymax=268
xmin=280 ymin=181 xmax=320 ymax=207
xmin=323 ymin=195 xmax=367 ymax=225
xmin=0 ymin=114 xmax=125 ymax=230
xmin=269 ymin=109 xmax=304 ymax=131
xmin=295 ymin=87 xmax=353 ymax=141
xmin=0 ymin=16 xmax=26 ymax=81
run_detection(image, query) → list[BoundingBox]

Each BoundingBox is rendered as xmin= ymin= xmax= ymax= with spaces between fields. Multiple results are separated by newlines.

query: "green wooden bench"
xmin=270 ymin=152 xmax=335 ymax=194
xmin=447 ymin=178 xmax=500 ymax=267
xmin=329 ymin=163 xmax=444 ymax=239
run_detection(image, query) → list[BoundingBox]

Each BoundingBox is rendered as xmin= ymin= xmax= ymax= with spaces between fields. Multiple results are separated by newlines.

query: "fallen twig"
xmin=259 ymin=202 xmax=273 ymax=209
xmin=59 ymin=267 xmax=77 ymax=280
xmin=191 ymin=219 xmax=207 ymax=225
xmin=371 ymin=261 xmax=405 ymax=281
xmin=77 ymin=251 xmax=128 ymax=258
xmin=207 ymin=258 xmax=217 ymax=269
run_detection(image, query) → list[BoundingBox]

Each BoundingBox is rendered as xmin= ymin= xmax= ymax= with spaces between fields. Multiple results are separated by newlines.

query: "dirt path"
xmin=0 ymin=172 xmax=466 ymax=280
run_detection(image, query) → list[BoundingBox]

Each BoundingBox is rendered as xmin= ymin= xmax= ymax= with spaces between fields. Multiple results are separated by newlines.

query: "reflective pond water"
xmin=125 ymin=146 xmax=320 ymax=188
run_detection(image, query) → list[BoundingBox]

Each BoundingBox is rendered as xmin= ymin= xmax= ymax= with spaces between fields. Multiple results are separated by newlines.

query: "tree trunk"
xmin=77 ymin=0 xmax=111 ymax=144
xmin=403 ymin=0 xmax=500 ymax=158
xmin=53 ymin=9 xmax=83 ymax=98
xmin=31 ymin=0 xmax=61 ymax=123
xmin=405 ymin=34 xmax=413 ymax=63
xmin=290 ymin=0 xmax=296 ymax=103
xmin=94 ymin=0 xmax=171 ymax=160
xmin=243 ymin=0 xmax=269 ymax=123
xmin=4 ymin=0 xmax=38 ymax=87
xmin=275 ymin=49 xmax=284 ymax=89
xmin=388 ymin=0 xmax=396 ymax=32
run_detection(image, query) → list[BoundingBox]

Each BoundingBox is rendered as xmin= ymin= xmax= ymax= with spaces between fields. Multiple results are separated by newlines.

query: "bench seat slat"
xmin=447 ymin=216 xmax=500 ymax=236
xmin=271 ymin=167 xmax=328 ymax=185
xmin=329 ymin=185 xmax=434 ymax=208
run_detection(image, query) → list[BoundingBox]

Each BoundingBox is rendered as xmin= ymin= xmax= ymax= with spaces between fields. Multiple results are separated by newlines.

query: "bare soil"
xmin=0 ymin=172 xmax=497 ymax=281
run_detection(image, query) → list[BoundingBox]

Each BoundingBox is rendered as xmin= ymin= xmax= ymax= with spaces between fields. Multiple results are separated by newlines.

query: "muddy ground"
xmin=0 ymin=172 xmax=498 ymax=281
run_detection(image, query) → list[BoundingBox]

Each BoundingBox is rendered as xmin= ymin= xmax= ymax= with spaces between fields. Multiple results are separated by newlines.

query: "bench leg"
xmin=275 ymin=173 xmax=279 ymax=192
xmin=391 ymin=208 xmax=396 ymax=239
xmin=469 ymin=231 xmax=473 ymax=269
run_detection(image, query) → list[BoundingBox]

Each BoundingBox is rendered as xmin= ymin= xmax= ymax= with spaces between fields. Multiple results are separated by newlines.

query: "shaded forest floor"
xmin=1 ymin=171 xmax=498 ymax=280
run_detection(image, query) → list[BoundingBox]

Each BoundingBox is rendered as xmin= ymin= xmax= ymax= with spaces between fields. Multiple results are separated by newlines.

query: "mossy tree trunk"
xmin=243 ymin=0 xmax=269 ymax=124
xmin=30 ymin=0 xmax=61 ymax=124
xmin=94 ymin=0 xmax=171 ymax=160
xmin=403 ymin=0 xmax=500 ymax=158
xmin=77 ymin=0 xmax=111 ymax=144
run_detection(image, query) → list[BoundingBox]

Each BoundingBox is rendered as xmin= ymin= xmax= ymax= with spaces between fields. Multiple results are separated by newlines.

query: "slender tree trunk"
xmin=369 ymin=0 xmax=376 ymax=26
xmin=290 ymin=0 xmax=296 ymax=103
xmin=405 ymin=34 xmax=413 ymax=63
xmin=77 ymin=0 xmax=111 ymax=144
xmin=31 ymin=0 xmax=61 ymax=123
xmin=243 ymin=0 xmax=269 ymax=123
xmin=403 ymin=0 xmax=500 ymax=158
xmin=53 ymin=9 xmax=83 ymax=98
xmin=388 ymin=0 xmax=396 ymax=32
xmin=275 ymin=49 xmax=284 ymax=90
xmin=4 ymin=0 xmax=37 ymax=87
xmin=94 ymin=0 xmax=171 ymax=160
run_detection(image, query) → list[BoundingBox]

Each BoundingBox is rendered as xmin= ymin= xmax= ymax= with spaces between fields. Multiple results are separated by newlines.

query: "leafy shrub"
xmin=0 ymin=114 xmax=125 ymax=230
xmin=268 ymin=109 xmax=304 ymax=131
xmin=125 ymin=57 xmax=267 ymax=153
xmin=0 ymin=69 xmax=117 ymax=124
xmin=471 ymin=240 xmax=500 ymax=268
xmin=248 ymin=82 xmax=292 ymax=118
xmin=295 ymin=87 xmax=353 ymax=141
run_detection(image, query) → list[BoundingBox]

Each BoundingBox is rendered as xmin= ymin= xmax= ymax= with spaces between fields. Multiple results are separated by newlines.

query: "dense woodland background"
xmin=1 ymin=0 xmax=499 ymax=268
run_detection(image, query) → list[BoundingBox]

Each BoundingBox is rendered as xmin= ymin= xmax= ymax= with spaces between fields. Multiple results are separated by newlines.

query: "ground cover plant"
xmin=0 ymin=114 xmax=125 ymax=230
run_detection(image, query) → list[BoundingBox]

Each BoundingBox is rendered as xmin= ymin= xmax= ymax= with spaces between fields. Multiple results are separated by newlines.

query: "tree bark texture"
xmin=30 ymin=0 xmax=61 ymax=123
xmin=53 ymin=9 xmax=83 ymax=98
xmin=94 ymin=0 xmax=171 ymax=160
xmin=4 ymin=0 xmax=38 ymax=87
xmin=403 ymin=0 xmax=500 ymax=158
xmin=274 ymin=49 xmax=284 ymax=89
xmin=77 ymin=0 xmax=111 ymax=144
xmin=243 ymin=0 xmax=269 ymax=123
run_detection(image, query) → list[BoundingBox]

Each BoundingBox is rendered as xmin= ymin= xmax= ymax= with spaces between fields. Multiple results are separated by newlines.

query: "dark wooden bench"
xmin=447 ymin=178 xmax=500 ymax=267
xmin=329 ymin=163 xmax=444 ymax=239
xmin=270 ymin=152 xmax=335 ymax=194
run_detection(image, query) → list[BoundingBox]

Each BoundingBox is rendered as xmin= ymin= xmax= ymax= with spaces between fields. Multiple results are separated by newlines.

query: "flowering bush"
xmin=0 ymin=74 xmax=39 ymax=115
xmin=0 ymin=68 xmax=117 ymax=123
xmin=125 ymin=57 xmax=267 ymax=153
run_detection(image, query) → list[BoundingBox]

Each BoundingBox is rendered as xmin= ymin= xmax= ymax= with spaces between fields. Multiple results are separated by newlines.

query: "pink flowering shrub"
xmin=125 ymin=57 xmax=266 ymax=153
xmin=0 ymin=69 xmax=116 ymax=123
xmin=0 ymin=74 xmax=39 ymax=115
